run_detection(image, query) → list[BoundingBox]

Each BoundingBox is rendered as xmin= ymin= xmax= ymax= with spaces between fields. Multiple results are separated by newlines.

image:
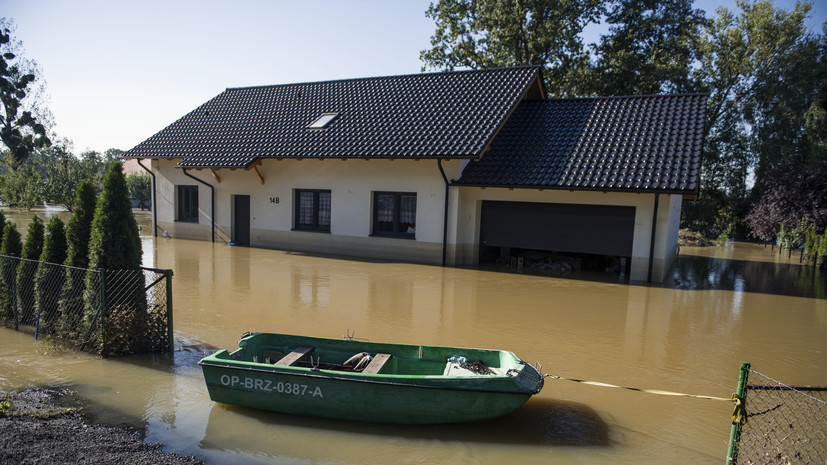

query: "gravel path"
xmin=0 ymin=388 xmax=203 ymax=465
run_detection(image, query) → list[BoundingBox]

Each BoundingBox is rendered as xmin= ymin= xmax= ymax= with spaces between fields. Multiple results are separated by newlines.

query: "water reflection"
xmin=200 ymin=397 xmax=608 ymax=453
xmin=666 ymin=243 xmax=826 ymax=298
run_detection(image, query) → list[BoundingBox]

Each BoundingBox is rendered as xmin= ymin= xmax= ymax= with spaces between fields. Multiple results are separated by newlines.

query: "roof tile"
xmin=124 ymin=67 xmax=542 ymax=169
xmin=455 ymin=94 xmax=707 ymax=194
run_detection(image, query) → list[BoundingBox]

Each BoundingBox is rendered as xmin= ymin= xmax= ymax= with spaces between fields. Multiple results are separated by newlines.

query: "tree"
xmin=17 ymin=215 xmax=44 ymax=325
xmin=0 ymin=163 xmax=43 ymax=209
xmin=684 ymin=0 xmax=822 ymax=237
xmin=87 ymin=162 xmax=142 ymax=271
xmin=103 ymin=148 xmax=123 ymax=165
xmin=745 ymin=161 xmax=827 ymax=241
xmin=42 ymin=142 xmax=99 ymax=211
xmin=0 ymin=19 xmax=51 ymax=170
xmin=420 ymin=0 xmax=605 ymax=96
xmin=0 ymin=221 xmax=21 ymax=324
xmin=65 ymin=180 xmax=97 ymax=269
xmin=819 ymin=228 xmax=827 ymax=268
xmin=59 ymin=180 xmax=97 ymax=336
xmin=127 ymin=173 xmax=151 ymax=210
xmin=745 ymin=24 xmax=827 ymax=180
xmin=35 ymin=216 xmax=67 ymax=334
xmin=84 ymin=162 xmax=145 ymax=355
xmin=589 ymin=0 xmax=707 ymax=95
xmin=0 ymin=209 xmax=5 ymax=248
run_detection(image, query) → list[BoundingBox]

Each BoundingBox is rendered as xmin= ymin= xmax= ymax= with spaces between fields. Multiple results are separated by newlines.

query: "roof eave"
xmin=451 ymin=182 xmax=699 ymax=197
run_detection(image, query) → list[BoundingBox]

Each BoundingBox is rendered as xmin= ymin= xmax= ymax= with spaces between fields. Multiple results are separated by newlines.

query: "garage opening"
xmin=478 ymin=201 xmax=635 ymax=279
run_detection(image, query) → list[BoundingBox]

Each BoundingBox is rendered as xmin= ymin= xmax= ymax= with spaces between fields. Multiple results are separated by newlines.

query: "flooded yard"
xmin=1 ymin=209 xmax=825 ymax=464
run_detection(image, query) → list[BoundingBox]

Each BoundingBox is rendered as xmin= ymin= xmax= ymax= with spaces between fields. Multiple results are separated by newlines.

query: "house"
xmin=124 ymin=66 xmax=707 ymax=282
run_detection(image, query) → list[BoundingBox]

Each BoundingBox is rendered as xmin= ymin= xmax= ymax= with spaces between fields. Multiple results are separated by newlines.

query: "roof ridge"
xmin=542 ymin=92 xmax=710 ymax=102
xmin=224 ymin=65 xmax=543 ymax=92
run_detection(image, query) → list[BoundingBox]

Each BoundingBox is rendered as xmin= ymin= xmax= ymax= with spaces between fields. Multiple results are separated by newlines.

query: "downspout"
xmin=136 ymin=159 xmax=157 ymax=237
xmin=182 ymin=168 xmax=215 ymax=243
xmin=437 ymin=159 xmax=450 ymax=267
xmin=647 ymin=193 xmax=660 ymax=283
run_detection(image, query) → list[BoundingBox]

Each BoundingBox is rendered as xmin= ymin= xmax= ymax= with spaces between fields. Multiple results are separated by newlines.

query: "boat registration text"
xmin=219 ymin=375 xmax=323 ymax=397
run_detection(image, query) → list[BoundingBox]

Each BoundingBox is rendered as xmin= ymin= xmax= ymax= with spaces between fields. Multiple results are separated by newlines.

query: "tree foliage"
xmin=15 ymin=215 xmax=43 ymax=325
xmin=59 ymin=180 xmax=97 ymax=336
xmin=589 ymin=0 xmax=707 ymax=95
xmin=0 ymin=19 xmax=51 ymax=170
xmin=0 ymin=221 xmax=21 ymax=322
xmin=127 ymin=173 xmax=151 ymax=210
xmin=421 ymin=0 xmax=604 ymax=96
xmin=65 ymin=180 xmax=97 ymax=269
xmin=87 ymin=162 xmax=142 ymax=271
xmin=0 ymin=221 xmax=21 ymax=257
xmin=42 ymin=144 xmax=101 ymax=211
xmin=745 ymin=161 xmax=827 ymax=241
xmin=422 ymin=0 xmax=825 ymax=238
xmin=0 ymin=162 xmax=42 ymax=209
xmin=84 ymin=162 xmax=145 ymax=355
xmin=35 ymin=216 xmax=66 ymax=333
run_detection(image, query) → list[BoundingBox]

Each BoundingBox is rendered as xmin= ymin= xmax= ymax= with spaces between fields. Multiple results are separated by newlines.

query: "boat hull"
xmin=199 ymin=333 xmax=543 ymax=424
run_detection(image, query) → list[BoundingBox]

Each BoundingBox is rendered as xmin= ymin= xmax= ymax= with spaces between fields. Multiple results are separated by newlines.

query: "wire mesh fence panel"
xmin=730 ymin=368 xmax=827 ymax=464
xmin=141 ymin=268 xmax=173 ymax=354
xmin=0 ymin=254 xmax=172 ymax=357
xmin=0 ymin=255 xmax=18 ymax=328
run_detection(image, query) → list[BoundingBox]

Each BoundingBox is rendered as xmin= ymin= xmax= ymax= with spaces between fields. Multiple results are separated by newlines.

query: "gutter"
xmin=437 ymin=159 xmax=450 ymax=266
xmin=136 ymin=159 xmax=157 ymax=237
xmin=182 ymin=168 xmax=215 ymax=243
xmin=452 ymin=182 xmax=693 ymax=198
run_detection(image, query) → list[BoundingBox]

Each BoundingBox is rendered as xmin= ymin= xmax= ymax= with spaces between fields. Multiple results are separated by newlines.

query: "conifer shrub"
xmin=0 ymin=210 xmax=5 ymax=249
xmin=84 ymin=162 xmax=145 ymax=356
xmin=0 ymin=222 xmax=22 ymax=325
xmin=35 ymin=217 xmax=67 ymax=334
xmin=820 ymin=229 xmax=827 ymax=269
xmin=17 ymin=216 xmax=44 ymax=326
xmin=65 ymin=180 xmax=96 ymax=269
xmin=59 ymin=180 xmax=97 ymax=337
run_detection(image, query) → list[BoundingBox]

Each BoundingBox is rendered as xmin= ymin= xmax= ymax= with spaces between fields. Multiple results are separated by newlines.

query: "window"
xmin=295 ymin=189 xmax=331 ymax=232
xmin=177 ymin=185 xmax=198 ymax=222
xmin=373 ymin=192 xmax=416 ymax=238
xmin=307 ymin=112 xmax=338 ymax=129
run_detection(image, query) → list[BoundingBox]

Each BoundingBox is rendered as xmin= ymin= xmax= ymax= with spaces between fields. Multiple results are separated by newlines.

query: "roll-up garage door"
xmin=480 ymin=201 xmax=635 ymax=256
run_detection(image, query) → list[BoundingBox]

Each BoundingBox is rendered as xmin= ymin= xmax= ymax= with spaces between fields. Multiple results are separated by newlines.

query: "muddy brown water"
xmin=1 ymin=209 xmax=825 ymax=464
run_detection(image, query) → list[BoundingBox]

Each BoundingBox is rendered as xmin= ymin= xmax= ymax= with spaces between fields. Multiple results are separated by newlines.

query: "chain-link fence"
xmin=727 ymin=362 xmax=827 ymax=464
xmin=0 ymin=254 xmax=173 ymax=357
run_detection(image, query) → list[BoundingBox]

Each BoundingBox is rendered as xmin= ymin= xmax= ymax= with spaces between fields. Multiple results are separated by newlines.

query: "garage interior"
xmin=477 ymin=201 xmax=636 ymax=280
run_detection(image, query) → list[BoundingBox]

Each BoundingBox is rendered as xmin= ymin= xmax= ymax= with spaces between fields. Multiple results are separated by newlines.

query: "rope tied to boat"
xmin=547 ymin=374 xmax=735 ymax=402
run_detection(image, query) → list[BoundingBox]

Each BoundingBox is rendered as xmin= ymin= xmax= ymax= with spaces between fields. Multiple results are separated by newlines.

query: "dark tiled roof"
xmin=455 ymin=94 xmax=708 ymax=194
xmin=124 ymin=67 xmax=543 ymax=168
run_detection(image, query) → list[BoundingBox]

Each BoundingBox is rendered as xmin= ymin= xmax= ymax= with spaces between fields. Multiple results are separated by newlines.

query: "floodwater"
xmin=1 ymin=209 xmax=825 ymax=464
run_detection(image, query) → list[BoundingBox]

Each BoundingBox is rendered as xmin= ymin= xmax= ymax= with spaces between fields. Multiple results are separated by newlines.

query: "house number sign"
xmin=270 ymin=197 xmax=280 ymax=204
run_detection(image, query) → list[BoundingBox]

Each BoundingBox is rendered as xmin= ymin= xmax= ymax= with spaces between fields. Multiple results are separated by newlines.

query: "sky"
xmin=3 ymin=0 xmax=825 ymax=155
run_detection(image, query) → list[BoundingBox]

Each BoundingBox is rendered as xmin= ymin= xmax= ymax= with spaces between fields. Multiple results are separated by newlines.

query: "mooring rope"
xmin=548 ymin=375 xmax=734 ymax=402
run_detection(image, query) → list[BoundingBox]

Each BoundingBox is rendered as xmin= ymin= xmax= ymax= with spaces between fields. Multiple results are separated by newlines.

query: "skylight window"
xmin=307 ymin=112 xmax=339 ymax=129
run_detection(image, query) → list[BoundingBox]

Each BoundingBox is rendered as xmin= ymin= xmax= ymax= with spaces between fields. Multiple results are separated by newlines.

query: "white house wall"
xmin=150 ymin=158 xmax=463 ymax=264
xmin=149 ymin=159 xmax=680 ymax=281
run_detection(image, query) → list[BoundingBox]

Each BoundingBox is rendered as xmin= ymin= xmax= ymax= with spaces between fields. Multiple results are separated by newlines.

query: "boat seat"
xmin=274 ymin=346 xmax=314 ymax=366
xmin=361 ymin=353 xmax=391 ymax=374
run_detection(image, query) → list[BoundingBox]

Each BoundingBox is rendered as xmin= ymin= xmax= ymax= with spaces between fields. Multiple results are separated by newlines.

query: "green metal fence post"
xmin=165 ymin=269 xmax=174 ymax=354
xmin=726 ymin=361 xmax=751 ymax=464
xmin=99 ymin=269 xmax=106 ymax=356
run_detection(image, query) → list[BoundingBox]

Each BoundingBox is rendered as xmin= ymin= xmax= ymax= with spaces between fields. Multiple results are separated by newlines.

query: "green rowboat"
xmin=198 ymin=332 xmax=545 ymax=424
